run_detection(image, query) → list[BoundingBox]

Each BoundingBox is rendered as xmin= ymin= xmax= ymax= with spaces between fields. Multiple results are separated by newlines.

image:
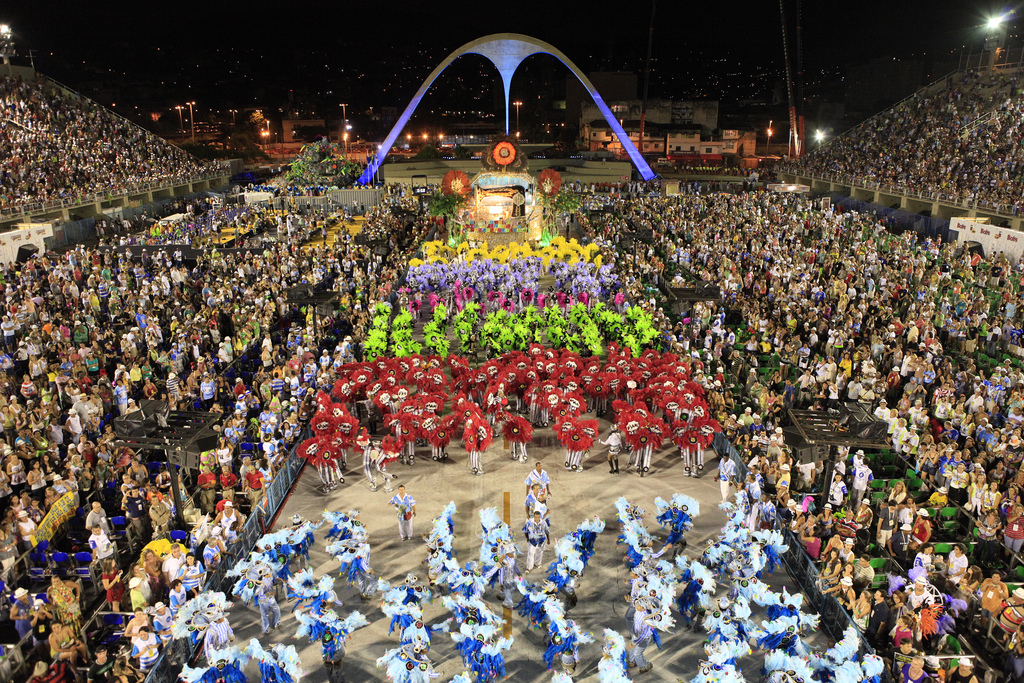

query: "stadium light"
xmin=987 ymin=15 xmax=1005 ymax=30
xmin=0 ymin=24 xmax=13 ymax=65
xmin=815 ymin=130 xmax=825 ymax=142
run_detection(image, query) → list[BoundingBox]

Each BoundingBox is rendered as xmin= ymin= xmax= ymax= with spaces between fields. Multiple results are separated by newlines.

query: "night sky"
xmin=2 ymin=0 xmax=1016 ymax=130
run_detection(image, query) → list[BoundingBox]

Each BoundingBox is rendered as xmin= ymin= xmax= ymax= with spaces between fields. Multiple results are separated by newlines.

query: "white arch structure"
xmin=357 ymin=33 xmax=655 ymax=184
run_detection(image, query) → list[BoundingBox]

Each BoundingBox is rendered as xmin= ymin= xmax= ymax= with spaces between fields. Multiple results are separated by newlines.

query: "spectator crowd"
xmin=0 ymin=75 xmax=221 ymax=212
xmin=787 ymin=68 xmax=1024 ymax=215
xmin=0 ymin=186 xmax=430 ymax=683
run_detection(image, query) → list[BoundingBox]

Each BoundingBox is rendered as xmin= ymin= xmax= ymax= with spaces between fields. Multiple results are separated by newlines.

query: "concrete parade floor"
xmin=225 ymin=417 xmax=830 ymax=682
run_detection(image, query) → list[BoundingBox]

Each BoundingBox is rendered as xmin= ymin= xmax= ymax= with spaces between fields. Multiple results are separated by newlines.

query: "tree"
xmin=415 ymin=144 xmax=440 ymax=160
xmin=427 ymin=190 xmax=466 ymax=219
xmin=453 ymin=145 xmax=473 ymax=159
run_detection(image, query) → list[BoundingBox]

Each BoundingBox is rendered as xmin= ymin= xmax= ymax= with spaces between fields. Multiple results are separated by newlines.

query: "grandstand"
xmin=0 ymin=71 xmax=229 ymax=231
xmin=780 ymin=66 xmax=1024 ymax=229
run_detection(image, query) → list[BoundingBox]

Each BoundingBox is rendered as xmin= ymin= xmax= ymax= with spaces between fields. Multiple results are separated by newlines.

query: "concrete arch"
xmin=358 ymin=33 xmax=655 ymax=184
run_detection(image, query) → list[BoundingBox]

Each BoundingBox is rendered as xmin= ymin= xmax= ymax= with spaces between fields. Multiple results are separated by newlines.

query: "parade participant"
xmin=502 ymin=415 xmax=533 ymax=464
xmin=388 ymin=485 xmax=417 ymax=542
xmin=294 ymin=610 xmax=369 ymax=683
xmin=328 ymin=532 xmax=377 ymax=600
xmin=627 ymin=596 xmax=659 ymax=674
xmin=524 ymin=462 xmax=552 ymax=498
xmin=599 ymin=427 xmax=623 ymax=474
xmin=256 ymin=572 xmax=283 ymax=635
xmin=522 ymin=510 xmax=550 ymax=573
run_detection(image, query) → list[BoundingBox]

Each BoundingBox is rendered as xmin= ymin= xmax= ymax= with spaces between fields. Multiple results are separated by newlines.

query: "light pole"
xmin=187 ymin=101 xmax=196 ymax=142
xmin=513 ymin=100 xmax=522 ymax=137
xmin=261 ymin=130 xmax=269 ymax=154
xmin=341 ymin=104 xmax=348 ymax=155
xmin=815 ymin=129 xmax=825 ymax=148
xmin=767 ymin=119 xmax=773 ymax=153
xmin=174 ymin=106 xmax=184 ymax=132
xmin=229 ymin=109 xmax=237 ymax=125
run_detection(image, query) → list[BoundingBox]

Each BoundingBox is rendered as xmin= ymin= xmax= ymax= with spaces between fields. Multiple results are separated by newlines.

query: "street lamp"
xmin=339 ymin=103 xmax=348 ymax=156
xmin=513 ymin=100 xmax=522 ymax=136
xmin=186 ymin=101 xmax=196 ymax=142
xmin=174 ymin=105 xmax=184 ymax=132
xmin=767 ymin=119 xmax=774 ymax=151
xmin=260 ymin=130 xmax=269 ymax=152
xmin=228 ymin=109 xmax=237 ymax=125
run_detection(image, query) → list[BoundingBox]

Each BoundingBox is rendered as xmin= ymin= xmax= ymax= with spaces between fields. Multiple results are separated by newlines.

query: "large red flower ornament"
xmin=537 ymin=168 xmax=562 ymax=197
xmin=442 ymin=169 xmax=471 ymax=196
xmin=492 ymin=141 xmax=517 ymax=166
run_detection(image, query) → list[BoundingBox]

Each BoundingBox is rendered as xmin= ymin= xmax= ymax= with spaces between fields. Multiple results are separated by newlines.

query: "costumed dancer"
xmin=502 ymin=415 xmax=533 ymax=464
xmin=424 ymin=502 xmax=457 ymax=589
xmin=376 ymin=640 xmax=440 ymax=683
xmin=546 ymin=536 xmax=585 ymax=610
xmin=365 ymin=437 xmax=399 ymax=493
xmin=170 ymin=591 xmax=234 ymax=664
xmin=324 ymin=509 xmax=366 ymax=543
xmin=597 ymin=629 xmax=631 ymax=682
xmin=542 ymin=598 xmax=593 ymax=676
xmin=243 ymin=640 xmax=304 ymax=683
xmin=389 ymin=413 xmax=420 ymax=467
xmin=599 ymin=427 xmax=623 ymax=474
xmin=225 ymin=553 xmax=282 ymax=634
xmin=479 ymin=508 xmax=521 ymax=608
xmin=463 ymin=419 xmax=493 ymax=476
xmin=179 ymin=645 xmax=248 ymax=683
xmin=555 ymin=417 xmax=598 ymax=473
xmin=287 ymin=569 xmax=345 ymax=615
xmin=570 ymin=516 xmax=605 ymax=567
xmin=522 ymin=510 xmax=550 ymax=573
xmin=424 ymin=415 xmax=456 ymax=462
xmin=654 ymin=493 xmax=700 ymax=554
xmin=627 ymin=596 xmax=663 ymax=674
xmin=294 ymin=610 xmax=369 ymax=683
xmin=297 ymin=435 xmax=343 ymax=493
xmin=328 ymin=530 xmax=377 ymax=600
xmin=449 ymin=621 xmax=513 ymax=683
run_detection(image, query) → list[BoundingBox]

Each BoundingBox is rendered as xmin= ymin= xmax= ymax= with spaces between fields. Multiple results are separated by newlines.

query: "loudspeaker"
xmin=167 ymin=449 xmax=202 ymax=470
xmin=192 ymin=429 xmax=219 ymax=453
xmin=16 ymin=244 xmax=39 ymax=264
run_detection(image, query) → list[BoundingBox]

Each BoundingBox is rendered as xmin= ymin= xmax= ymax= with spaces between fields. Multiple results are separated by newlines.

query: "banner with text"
xmin=0 ymin=225 xmax=52 ymax=265
xmin=952 ymin=218 xmax=1024 ymax=263
xmin=30 ymin=492 xmax=76 ymax=547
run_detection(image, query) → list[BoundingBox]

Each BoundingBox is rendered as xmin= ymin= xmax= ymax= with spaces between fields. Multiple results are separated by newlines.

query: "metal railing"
xmin=142 ymin=436 xmax=307 ymax=683
xmin=777 ymin=169 xmax=1022 ymax=219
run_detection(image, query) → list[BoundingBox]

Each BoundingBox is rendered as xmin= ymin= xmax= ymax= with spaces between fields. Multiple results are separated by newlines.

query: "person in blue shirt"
xmin=200 ymin=375 xmax=216 ymax=409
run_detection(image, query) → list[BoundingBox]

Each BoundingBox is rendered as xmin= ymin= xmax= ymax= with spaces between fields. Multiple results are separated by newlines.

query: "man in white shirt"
xmin=89 ymin=524 xmax=115 ymax=562
xmin=161 ymin=544 xmax=185 ymax=584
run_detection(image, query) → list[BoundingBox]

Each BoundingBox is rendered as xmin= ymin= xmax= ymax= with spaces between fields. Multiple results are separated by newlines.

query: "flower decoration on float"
xmin=492 ymin=141 xmax=517 ymax=166
xmin=442 ymin=170 xmax=471 ymax=196
xmin=537 ymin=169 xmax=562 ymax=197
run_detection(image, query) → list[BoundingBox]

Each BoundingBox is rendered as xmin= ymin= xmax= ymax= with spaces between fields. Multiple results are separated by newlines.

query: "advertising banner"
xmin=951 ymin=218 xmax=1024 ymax=263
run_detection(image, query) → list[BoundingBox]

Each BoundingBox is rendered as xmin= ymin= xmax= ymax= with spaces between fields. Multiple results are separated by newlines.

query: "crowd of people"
xmin=0 ymin=185 xmax=434 ymax=683
xmin=0 ymin=75 xmax=221 ymax=212
xmin=574 ymin=185 xmax=1024 ymax=680
xmin=787 ymin=67 xmax=1024 ymax=215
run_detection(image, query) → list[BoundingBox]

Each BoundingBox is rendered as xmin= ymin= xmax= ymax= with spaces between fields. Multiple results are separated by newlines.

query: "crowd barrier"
xmin=710 ymin=433 xmax=892 ymax=682
xmin=830 ymin=195 xmax=953 ymax=242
